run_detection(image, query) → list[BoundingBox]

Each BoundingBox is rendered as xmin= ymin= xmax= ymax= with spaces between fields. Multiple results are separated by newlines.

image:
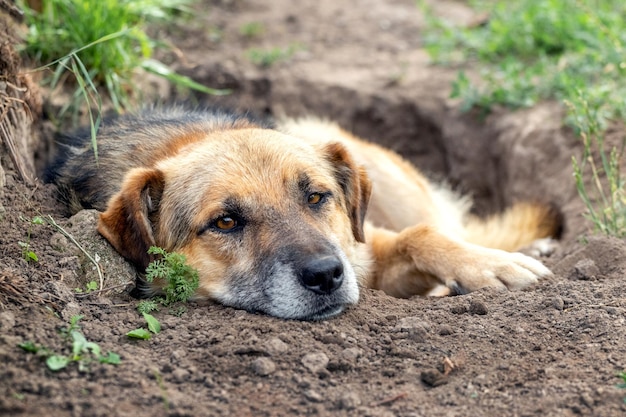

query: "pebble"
xmin=551 ymin=296 xmax=564 ymax=311
xmin=301 ymin=352 xmax=329 ymax=374
xmin=303 ymin=389 xmax=323 ymax=402
xmin=340 ymin=347 xmax=362 ymax=362
xmin=469 ymin=300 xmax=488 ymax=315
xmin=571 ymin=259 xmax=600 ymax=280
xmin=49 ymin=233 xmax=69 ymax=252
xmin=337 ymin=392 xmax=361 ymax=410
xmin=171 ymin=368 xmax=190 ymax=383
xmin=0 ymin=311 xmax=16 ymax=330
xmin=251 ymin=357 xmax=276 ymax=376
xmin=264 ymin=337 xmax=288 ymax=356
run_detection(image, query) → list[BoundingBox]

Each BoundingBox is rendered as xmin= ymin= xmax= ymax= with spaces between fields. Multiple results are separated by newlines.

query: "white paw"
xmin=449 ymin=246 xmax=553 ymax=293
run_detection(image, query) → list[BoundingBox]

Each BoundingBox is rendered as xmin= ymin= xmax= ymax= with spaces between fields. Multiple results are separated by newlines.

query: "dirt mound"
xmin=1 ymin=0 xmax=625 ymax=416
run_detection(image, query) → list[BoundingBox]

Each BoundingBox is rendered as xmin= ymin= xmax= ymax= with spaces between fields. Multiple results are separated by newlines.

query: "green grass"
xmin=421 ymin=0 xmax=626 ymax=124
xmin=20 ymin=0 xmax=227 ymax=118
xmin=421 ymin=0 xmax=626 ymax=236
xmin=247 ymin=43 xmax=303 ymax=67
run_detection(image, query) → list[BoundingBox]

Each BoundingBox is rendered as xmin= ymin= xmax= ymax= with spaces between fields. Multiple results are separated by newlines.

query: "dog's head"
xmin=98 ymin=129 xmax=371 ymax=320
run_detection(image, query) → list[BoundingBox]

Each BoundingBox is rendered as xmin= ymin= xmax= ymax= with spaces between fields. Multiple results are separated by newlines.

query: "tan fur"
xmin=51 ymin=110 xmax=561 ymax=319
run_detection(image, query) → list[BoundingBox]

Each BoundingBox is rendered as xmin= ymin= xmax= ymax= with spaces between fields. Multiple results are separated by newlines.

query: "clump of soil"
xmin=1 ymin=1 xmax=625 ymax=416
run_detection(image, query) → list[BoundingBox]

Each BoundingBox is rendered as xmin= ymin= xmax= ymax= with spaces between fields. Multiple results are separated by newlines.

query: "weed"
xmin=20 ymin=0 xmax=228 ymax=122
xmin=127 ymin=246 xmax=197 ymax=340
xmin=75 ymin=280 xmax=98 ymax=294
xmin=240 ymin=22 xmax=264 ymax=39
xmin=18 ymin=216 xmax=44 ymax=263
xmin=19 ymin=315 xmax=120 ymax=372
xmin=137 ymin=299 xmax=159 ymax=315
xmin=421 ymin=0 xmax=626 ymax=127
xmin=247 ymin=43 xmax=303 ymax=67
xmin=421 ymin=0 xmax=626 ymax=237
xmin=618 ymin=371 xmax=626 ymax=403
xmin=145 ymin=246 xmax=199 ymax=306
xmin=569 ymin=93 xmax=626 ymax=237
xmin=127 ymin=312 xmax=161 ymax=340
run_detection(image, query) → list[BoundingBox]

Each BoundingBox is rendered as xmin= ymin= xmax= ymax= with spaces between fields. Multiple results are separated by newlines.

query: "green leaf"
xmin=141 ymin=59 xmax=231 ymax=95
xmin=99 ymin=352 xmax=121 ymax=365
xmin=46 ymin=355 xmax=70 ymax=371
xmin=127 ymin=328 xmax=151 ymax=340
xmin=143 ymin=312 xmax=161 ymax=334
xmin=86 ymin=281 xmax=98 ymax=292
xmin=19 ymin=341 xmax=40 ymax=353
xmin=71 ymin=330 xmax=88 ymax=356
xmin=31 ymin=216 xmax=45 ymax=225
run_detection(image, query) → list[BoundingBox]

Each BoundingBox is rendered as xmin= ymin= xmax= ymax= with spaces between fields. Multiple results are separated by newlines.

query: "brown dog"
xmin=46 ymin=107 xmax=560 ymax=320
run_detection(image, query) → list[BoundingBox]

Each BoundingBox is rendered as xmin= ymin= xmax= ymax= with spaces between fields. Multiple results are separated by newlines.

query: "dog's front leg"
xmin=366 ymin=224 xmax=552 ymax=298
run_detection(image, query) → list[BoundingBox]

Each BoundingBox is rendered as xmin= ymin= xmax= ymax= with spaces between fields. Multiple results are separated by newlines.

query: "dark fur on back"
xmin=45 ymin=106 xmax=272 ymax=212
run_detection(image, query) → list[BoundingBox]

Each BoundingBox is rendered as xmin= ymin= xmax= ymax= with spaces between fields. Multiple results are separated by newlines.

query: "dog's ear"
xmin=98 ymin=167 xmax=165 ymax=270
xmin=323 ymin=142 xmax=372 ymax=243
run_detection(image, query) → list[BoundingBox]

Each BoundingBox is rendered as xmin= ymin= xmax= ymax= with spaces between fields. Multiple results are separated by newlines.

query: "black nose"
xmin=300 ymin=256 xmax=344 ymax=295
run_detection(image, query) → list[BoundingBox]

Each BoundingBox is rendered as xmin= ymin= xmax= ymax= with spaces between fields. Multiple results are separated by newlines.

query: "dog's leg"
xmin=366 ymin=224 xmax=552 ymax=298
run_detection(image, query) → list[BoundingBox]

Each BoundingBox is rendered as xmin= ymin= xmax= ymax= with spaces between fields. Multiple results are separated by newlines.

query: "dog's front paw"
xmin=448 ymin=246 xmax=552 ymax=293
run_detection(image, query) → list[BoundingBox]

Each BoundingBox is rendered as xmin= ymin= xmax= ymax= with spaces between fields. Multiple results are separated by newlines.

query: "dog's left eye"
xmin=307 ymin=192 xmax=326 ymax=206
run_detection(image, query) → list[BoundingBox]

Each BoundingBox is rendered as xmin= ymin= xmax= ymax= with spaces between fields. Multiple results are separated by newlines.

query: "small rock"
xmin=450 ymin=305 xmax=467 ymax=314
xmin=251 ymin=357 xmax=276 ymax=376
xmin=171 ymin=368 xmax=190 ymax=383
xmin=551 ymin=296 xmax=564 ymax=311
xmin=301 ymin=352 xmax=329 ymax=374
xmin=50 ymin=233 xmax=69 ymax=252
xmin=0 ymin=311 xmax=16 ymax=330
xmin=264 ymin=337 xmax=288 ymax=356
xmin=303 ymin=389 xmax=323 ymax=402
xmin=337 ymin=392 xmax=361 ymax=410
xmin=570 ymin=259 xmax=600 ymax=281
xmin=469 ymin=300 xmax=488 ymax=315
xmin=396 ymin=316 xmax=430 ymax=341
xmin=439 ymin=325 xmax=454 ymax=336
xmin=340 ymin=347 xmax=362 ymax=362
xmin=421 ymin=368 xmax=448 ymax=387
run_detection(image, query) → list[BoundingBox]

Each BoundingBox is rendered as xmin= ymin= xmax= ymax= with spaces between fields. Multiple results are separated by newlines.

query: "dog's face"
xmin=98 ymin=129 xmax=371 ymax=320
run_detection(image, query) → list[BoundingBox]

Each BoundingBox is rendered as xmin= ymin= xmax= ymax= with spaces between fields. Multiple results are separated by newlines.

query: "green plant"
xmin=19 ymin=315 xmax=120 ymax=372
xmin=20 ymin=0 xmax=228 ymax=122
xmin=247 ymin=43 xmax=302 ymax=67
xmin=570 ymin=92 xmax=626 ymax=237
xmin=145 ymin=246 xmax=199 ymax=306
xmin=137 ymin=299 xmax=159 ymax=314
xmin=18 ymin=216 xmax=44 ymax=263
xmin=127 ymin=312 xmax=161 ymax=340
xmin=421 ymin=0 xmax=626 ymax=127
xmin=239 ymin=21 xmax=264 ymax=38
xmin=421 ymin=0 xmax=626 ymax=237
xmin=618 ymin=371 xmax=626 ymax=403
xmin=75 ymin=280 xmax=99 ymax=294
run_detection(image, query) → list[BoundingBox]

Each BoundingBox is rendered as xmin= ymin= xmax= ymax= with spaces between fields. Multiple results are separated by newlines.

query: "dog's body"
xmin=47 ymin=107 xmax=561 ymax=320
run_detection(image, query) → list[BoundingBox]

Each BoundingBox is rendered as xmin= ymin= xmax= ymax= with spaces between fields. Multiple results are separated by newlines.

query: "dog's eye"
xmin=215 ymin=216 xmax=237 ymax=231
xmin=307 ymin=192 xmax=324 ymax=205
xmin=199 ymin=214 xmax=244 ymax=235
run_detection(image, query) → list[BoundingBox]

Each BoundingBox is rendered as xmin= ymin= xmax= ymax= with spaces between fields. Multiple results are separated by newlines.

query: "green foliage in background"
xmin=421 ymin=0 xmax=626 ymax=237
xmin=20 ymin=0 xmax=226 ymax=114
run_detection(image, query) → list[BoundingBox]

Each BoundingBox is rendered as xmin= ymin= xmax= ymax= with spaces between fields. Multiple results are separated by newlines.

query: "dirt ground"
xmin=1 ymin=0 xmax=626 ymax=416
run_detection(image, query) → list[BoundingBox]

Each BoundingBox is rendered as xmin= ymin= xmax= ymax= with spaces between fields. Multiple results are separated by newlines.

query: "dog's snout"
xmin=300 ymin=256 xmax=344 ymax=295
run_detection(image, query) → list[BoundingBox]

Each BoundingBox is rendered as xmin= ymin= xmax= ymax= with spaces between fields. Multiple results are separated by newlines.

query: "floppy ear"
xmin=322 ymin=142 xmax=372 ymax=243
xmin=98 ymin=167 xmax=165 ymax=270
